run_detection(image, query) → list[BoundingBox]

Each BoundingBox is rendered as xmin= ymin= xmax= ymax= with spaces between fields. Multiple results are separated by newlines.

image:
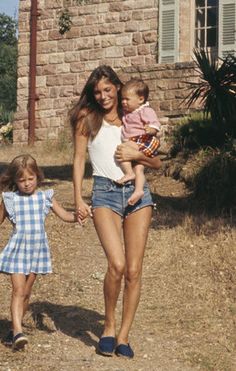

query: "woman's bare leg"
xmin=93 ymin=207 xmax=125 ymax=337
xmin=117 ymin=206 xmax=152 ymax=345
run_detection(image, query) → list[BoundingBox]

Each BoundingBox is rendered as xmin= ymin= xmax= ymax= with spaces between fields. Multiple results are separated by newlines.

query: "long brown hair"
xmin=0 ymin=154 xmax=44 ymax=192
xmin=69 ymin=65 xmax=123 ymax=139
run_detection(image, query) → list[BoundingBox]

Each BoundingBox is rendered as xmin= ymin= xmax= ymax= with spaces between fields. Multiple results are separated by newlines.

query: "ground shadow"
xmin=0 ymin=161 xmax=93 ymax=182
xmin=151 ymin=190 xmax=236 ymax=230
xmin=30 ymin=301 xmax=104 ymax=348
xmin=0 ymin=319 xmax=12 ymax=342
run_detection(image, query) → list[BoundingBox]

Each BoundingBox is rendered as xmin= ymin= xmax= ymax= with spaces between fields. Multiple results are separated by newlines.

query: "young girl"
xmin=117 ymin=78 xmax=161 ymax=205
xmin=0 ymin=154 xmax=76 ymax=351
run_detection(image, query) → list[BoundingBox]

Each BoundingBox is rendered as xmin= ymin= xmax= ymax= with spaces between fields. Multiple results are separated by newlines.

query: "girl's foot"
xmin=116 ymin=173 xmax=135 ymax=184
xmin=13 ymin=333 xmax=28 ymax=351
xmin=128 ymin=190 xmax=144 ymax=205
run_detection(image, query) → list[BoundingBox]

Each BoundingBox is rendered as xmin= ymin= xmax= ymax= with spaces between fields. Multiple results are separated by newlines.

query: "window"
xmin=195 ymin=0 xmax=218 ymax=53
xmin=158 ymin=0 xmax=179 ymax=64
xmin=158 ymin=0 xmax=236 ymax=63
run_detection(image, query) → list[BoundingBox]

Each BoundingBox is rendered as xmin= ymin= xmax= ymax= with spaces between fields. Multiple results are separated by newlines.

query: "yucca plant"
xmin=186 ymin=49 xmax=236 ymax=135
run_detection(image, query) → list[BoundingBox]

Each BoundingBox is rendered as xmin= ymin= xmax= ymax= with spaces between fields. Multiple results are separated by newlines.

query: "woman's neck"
xmin=103 ymin=110 xmax=121 ymax=126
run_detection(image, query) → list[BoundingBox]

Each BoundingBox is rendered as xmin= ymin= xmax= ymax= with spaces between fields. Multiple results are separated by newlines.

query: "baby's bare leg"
xmin=116 ymin=142 xmax=138 ymax=184
xmin=128 ymin=164 xmax=145 ymax=205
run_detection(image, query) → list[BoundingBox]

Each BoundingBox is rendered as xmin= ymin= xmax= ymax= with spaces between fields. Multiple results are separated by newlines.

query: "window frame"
xmin=194 ymin=0 xmax=219 ymax=56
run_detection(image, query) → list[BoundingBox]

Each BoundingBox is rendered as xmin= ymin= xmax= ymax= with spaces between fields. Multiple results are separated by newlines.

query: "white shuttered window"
xmin=159 ymin=0 xmax=179 ymax=63
xmin=219 ymin=0 xmax=236 ymax=57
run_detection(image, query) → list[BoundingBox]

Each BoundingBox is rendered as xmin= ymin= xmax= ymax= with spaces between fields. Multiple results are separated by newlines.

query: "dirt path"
xmin=0 ymin=155 xmax=235 ymax=371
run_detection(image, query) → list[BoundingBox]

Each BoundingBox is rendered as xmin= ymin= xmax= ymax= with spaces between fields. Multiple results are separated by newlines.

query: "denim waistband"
xmin=93 ymin=175 xmax=134 ymax=188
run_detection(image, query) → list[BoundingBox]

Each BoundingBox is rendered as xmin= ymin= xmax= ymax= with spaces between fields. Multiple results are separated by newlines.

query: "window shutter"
xmin=219 ymin=0 xmax=236 ymax=58
xmin=158 ymin=0 xmax=179 ymax=63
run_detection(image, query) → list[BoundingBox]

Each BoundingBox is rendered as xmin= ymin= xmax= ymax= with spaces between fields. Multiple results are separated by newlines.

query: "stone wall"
xmin=14 ymin=0 xmax=198 ymax=144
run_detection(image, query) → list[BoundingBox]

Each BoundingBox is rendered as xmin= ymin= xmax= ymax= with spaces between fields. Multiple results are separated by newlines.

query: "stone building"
xmin=14 ymin=0 xmax=236 ymax=144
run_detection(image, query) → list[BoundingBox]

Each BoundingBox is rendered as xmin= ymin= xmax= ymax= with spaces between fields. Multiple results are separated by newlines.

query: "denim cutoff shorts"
xmin=92 ymin=176 xmax=153 ymax=218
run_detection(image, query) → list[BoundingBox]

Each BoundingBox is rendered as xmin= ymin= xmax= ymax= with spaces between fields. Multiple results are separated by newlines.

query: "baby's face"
xmin=121 ymin=88 xmax=144 ymax=113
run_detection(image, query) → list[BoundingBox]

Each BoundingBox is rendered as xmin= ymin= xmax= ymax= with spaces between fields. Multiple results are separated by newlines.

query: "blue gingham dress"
xmin=0 ymin=189 xmax=54 ymax=274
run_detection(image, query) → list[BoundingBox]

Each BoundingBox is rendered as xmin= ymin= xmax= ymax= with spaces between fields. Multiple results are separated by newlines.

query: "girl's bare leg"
xmin=11 ymin=274 xmax=27 ymax=335
xmin=11 ymin=273 xmax=37 ymax=335
xmin=23 ymin=273 xmax=37 ymax=316
xmin=117 ymin=206 xmax=152 ymax=345
xmin=93 ymin=207 xmax=124 ymax=337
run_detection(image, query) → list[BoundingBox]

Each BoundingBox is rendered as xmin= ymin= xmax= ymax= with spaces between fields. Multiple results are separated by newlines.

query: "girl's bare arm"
xmin=0 ymin=201 xmax=6 ymax=225
xmin=51 ymin=198 xmax=76 ymax=223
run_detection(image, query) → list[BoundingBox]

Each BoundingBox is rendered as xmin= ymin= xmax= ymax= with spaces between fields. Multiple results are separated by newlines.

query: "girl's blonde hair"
xmin=0 ymin=154 xmax=44 ymax=191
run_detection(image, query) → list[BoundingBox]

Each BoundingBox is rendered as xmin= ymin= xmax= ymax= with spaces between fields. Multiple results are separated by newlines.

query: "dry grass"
xmin=0 ymin=143 xmax=236 ymax=370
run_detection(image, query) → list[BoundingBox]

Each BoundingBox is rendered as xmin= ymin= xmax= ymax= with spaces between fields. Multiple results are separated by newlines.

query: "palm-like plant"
xmin=186 ymin=49 xmax=236 ymax=134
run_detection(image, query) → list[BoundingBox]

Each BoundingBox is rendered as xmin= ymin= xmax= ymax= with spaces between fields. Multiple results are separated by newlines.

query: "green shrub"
xmin=170 ymin=112 xmax=226 ymax=156
xmin=185 ymin=50 xmax=236 ymax=133
xmin=0 ymin=105 xmax=14 ymax=124
xmin=191 ymin=147 xmax=236 ymax=212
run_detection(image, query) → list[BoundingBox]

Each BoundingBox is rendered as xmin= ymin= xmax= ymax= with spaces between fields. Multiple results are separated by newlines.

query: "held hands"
xmin=75 ymin=200 xmax=93 ymax=226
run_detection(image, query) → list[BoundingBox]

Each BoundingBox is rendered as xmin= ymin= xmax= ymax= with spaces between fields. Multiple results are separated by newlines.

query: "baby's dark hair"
xmin=0 ymin=154 xmax=44 ymax=191
xmin=122 ymin=78 xmax=149 ymax=103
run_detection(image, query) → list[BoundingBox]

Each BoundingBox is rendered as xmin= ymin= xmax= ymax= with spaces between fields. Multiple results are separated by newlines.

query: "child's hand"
xmin=76 ymin=201 xmax=92 ymax=226
xmin=145 ymin=125 xmax=158 ymax=135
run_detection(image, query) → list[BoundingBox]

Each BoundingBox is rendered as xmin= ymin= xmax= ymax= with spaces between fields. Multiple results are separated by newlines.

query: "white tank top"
xmin=88 ymin=120 xmax=124 ymax=180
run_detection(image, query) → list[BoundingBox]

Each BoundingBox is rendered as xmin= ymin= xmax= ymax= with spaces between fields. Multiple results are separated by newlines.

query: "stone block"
xmin=124 ymin=46 xmax=137 ymax=57
xmin=80 ymin=26 xmax=99 ymax=37
xmin=99 ymin=23 xmax=124 ymax=35
xmin=89 ymin=49 xmax=104 ymax=60
xmin=138 ymin=45 xmax=150 ymax=55
xmin=143 ymin=31 xmax=157 ymax=43
xmin=101 ymin=36 xmax=116 ymax=48
xmin=70 ymin=62 xmax=86 ymax=73
xmin=132 ymin=11 xmax=144 ymax=20
xmin=38 ymin=41 xmax=57 ymax=54
xmin=105 ymin=47 xmax=123 ymax=58
xmin=109 ymin=3 xmax=124 ymax=12
xmin=116 ymin=35 xmax=132 ymax=46
xmin=125 ymin=21 xmax=139 ymax=32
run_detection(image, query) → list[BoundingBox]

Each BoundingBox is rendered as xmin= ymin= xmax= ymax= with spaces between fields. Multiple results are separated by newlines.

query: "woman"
xmin=70 ymin=65 xmax=161 ymax=359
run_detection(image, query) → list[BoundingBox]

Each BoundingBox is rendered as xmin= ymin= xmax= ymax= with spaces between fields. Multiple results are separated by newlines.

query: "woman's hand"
xmin=115 ymin=143 xmax=162 ymax=170
xmin=76 ymin=200 xmax=93 ymax=226
xmin=115 ymin=143 xmax=140 ymax=162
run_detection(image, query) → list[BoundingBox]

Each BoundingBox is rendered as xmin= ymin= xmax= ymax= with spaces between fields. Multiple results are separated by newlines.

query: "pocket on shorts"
xmin=92 ymin=183 xmax=113 ymax=193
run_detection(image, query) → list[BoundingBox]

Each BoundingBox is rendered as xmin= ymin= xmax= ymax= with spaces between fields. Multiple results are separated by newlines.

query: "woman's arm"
xmin=73 ymin=125 xmax=92 ymax=221
xmin=115 ymin=144 xmax=162 ymax=170
xmin=51 ymin=198 xmax=76 ymax=223
xmin=0 ymin=201 xmax=6 ymax=225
